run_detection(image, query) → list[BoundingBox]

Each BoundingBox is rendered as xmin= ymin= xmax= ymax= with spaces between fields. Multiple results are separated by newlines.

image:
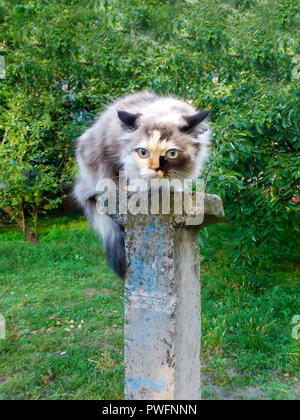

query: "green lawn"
xmin=0 ymin=216 xmax=299 ymax=400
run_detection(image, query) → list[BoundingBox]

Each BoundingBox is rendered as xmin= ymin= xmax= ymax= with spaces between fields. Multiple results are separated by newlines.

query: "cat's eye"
xmin=166 ymin=149 xmax=179 ymax=159
xmin=136 ymin=148 xmax=150 ymax=159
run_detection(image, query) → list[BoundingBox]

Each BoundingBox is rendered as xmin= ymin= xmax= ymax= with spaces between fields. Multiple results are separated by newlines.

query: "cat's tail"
xmin=74 ymin=180 xmax=126 ymax=279
xmin=94 ymin=210 xmax=126 ymax=279
xmin=90 ymin=204 xmax=126 ymax=279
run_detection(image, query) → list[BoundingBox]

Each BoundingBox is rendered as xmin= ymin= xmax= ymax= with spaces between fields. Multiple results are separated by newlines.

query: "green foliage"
xmin=206 ymin=84 xmax=300 ymax=286
xmin=0 ymin=94 xmax=64 ymax=211
xmin=0 ymin=0 xmax=299 ymax=281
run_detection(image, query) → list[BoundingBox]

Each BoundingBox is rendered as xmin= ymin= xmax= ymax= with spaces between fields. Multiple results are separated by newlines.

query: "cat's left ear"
xmin=180 ymin=111 xmax=210 ymax=133
xmin=118 ymin=111 xmax=141 ymax=130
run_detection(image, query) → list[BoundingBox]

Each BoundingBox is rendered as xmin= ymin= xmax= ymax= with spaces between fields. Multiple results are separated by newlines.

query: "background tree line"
xmin=0 ymin=0 xmax=299 ymax=286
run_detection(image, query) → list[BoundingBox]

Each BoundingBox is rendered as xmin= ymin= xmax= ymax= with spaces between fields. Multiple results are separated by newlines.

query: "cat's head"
xmin=118 ymin=106 xmax=210 ymax=182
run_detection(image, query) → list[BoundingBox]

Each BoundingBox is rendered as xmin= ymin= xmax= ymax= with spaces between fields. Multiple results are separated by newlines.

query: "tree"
xmin=0 ymin=91 xmax=66 ymax=243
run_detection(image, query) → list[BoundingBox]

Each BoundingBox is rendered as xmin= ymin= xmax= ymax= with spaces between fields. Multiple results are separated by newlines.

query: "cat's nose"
xmin=152 ymin=166 xmax=160 ymax=172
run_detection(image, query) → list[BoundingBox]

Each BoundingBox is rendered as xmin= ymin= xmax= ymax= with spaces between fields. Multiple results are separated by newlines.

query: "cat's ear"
xmin=118 ymin=111 xmax=141 ymax=130
xmin=179 ymin=111 xmax=210 ymax=133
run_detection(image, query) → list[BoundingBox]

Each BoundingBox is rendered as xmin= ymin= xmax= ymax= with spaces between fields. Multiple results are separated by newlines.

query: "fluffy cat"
xmin=74 ymin=91 xmax=210 ymax=278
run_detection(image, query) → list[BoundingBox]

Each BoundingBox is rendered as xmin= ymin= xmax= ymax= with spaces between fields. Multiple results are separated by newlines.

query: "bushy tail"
xmin=73 ymin=175 xmax=126 ymax=278
xmin=101 ymin=215 xmax=126 ymax=279
xmin=76 ymin=197 xmax=126 ymax=278
xmin=91 ymin=208 xmax=126 ymax=279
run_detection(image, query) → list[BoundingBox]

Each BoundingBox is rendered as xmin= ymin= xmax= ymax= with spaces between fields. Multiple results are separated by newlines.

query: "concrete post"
xmin=105 ymin=192 xmax=224 ymax=400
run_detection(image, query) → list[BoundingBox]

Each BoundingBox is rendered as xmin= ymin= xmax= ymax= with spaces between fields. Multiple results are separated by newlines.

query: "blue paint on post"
xmin=126 ymin=376 xmax=166 ymax=396
xmin=130 ymin=218 xmax=165 ymax=293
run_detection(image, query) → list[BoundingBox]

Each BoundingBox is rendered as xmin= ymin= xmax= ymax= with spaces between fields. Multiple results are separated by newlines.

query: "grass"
xmin=0 ymin=216 xmax=299 ymax=400
xmin=200 ymin=224 xmax=300 ymax=400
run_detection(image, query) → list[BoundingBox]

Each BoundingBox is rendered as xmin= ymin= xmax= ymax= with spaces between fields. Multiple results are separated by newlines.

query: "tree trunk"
xmin=0 ymin=206 xmax=39 ymax=244
xmin=33 ymin=207 xmax=38 ymax=242
xmin=21 ymin=207 xmax=25 ymax=235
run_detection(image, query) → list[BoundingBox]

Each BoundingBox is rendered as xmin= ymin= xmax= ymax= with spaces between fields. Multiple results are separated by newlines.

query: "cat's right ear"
xmin=179 ymin=111 xmax=210 ymax=134
xmin=118 ymin=111 xmax=141 ymax=130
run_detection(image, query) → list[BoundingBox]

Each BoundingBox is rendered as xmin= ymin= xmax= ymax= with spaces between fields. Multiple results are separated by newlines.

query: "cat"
xmin=74 ymin=91 xmax=210 ymax=279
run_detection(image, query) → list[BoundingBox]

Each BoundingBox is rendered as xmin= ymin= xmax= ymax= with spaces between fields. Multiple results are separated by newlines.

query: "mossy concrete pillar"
xmin=105 ymin=192 xmax=224 ymax=400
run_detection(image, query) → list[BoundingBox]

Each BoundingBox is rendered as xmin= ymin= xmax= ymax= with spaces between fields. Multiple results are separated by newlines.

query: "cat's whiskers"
xmin=171 ymin=170 xmax=187 ymax=182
